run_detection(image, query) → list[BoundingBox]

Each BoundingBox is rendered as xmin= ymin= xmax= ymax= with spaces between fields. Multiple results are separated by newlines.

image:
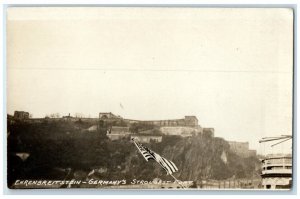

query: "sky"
xmin=6 ymin=8 xmax=293 ymax=153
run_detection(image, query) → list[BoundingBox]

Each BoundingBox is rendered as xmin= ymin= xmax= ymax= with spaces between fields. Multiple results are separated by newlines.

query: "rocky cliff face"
xmin=123 ymin=133 xmax=260 ymax=181
xmin=162 ymin=135 xmax=230 ymax=180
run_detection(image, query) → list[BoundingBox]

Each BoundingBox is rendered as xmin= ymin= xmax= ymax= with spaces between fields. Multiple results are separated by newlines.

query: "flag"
xmin=132 ymin=138 xmax=178 ymax=175
xmin=132 ymin=138 xmax=155 ymax=162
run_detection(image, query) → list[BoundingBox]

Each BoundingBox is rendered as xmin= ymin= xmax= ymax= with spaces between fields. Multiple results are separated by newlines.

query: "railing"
xmin=264 ymin=159 xmax=292 ymax=165
xmin=195 ymin=178 xmax=262 ymax=189
xmin=262 ymin=169 xmax=292 ymax=175
xmin=262 ymin=163 xmax=292 ymax=168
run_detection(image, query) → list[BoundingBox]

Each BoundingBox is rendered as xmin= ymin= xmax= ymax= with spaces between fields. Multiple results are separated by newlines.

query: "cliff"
xmin=124 ymin=134 xmax=260 ymax=181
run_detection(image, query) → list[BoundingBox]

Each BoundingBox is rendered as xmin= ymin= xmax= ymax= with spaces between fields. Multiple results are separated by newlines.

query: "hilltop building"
xmin=13 ymin=111 xmax=29 ymax=120
xmin=228 ymin=141 xmax=257 ymax=158
xmin=107 ymin=126 xmax=131 ymax=140
xmin=159 ymin=126 xmax=202 ymax=137
xmin=124 ymin=115 xmax=199 ymax=127
xmin=99 ymin=112 xmax=122 ymax=120
xmin=101 ymin=113 xmax=203 ymax=140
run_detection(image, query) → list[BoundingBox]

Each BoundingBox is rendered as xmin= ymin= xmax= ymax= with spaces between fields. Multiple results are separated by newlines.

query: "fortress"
xmin=9 ymin=110 xmax=213 ymax=142
xmin=99 ymin=112 xmax=206 ymax=141
xmin=8 ymin=110 xmax=257 ymax=155
xmin=99 ymin=112 xmax=199 ymax=127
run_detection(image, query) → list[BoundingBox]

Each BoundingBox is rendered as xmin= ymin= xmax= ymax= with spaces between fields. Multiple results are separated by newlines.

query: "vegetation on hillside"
xmin=7 ymin=120 xmax=260 ymax=187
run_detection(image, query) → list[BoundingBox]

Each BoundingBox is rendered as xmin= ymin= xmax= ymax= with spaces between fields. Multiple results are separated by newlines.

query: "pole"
xmin=170 ymin=174 xmax=186 ymax=189
xmin=271 ymin=137 xmax=292 ymax=147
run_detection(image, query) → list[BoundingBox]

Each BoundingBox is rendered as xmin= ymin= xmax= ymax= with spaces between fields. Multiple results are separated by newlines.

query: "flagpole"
xmin=170 ymin=174 xmax=186 ymax=189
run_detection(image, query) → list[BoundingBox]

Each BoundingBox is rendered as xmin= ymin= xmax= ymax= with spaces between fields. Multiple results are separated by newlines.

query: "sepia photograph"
xmin=6 ymin=7 xmax=294 ymax=190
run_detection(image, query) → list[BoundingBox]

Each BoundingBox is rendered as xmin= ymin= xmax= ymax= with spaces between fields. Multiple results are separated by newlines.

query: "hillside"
xmin=7 ymin=120 xmax=261 ymax=187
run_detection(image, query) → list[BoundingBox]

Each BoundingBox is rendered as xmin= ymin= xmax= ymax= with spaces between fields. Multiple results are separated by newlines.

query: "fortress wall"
xmin=228 ymin=141 xmax=249 ymax=152
xmin=228 ymin=141 xmax=256 ymax=157
xmin=111 ymin=126 xmax=130 ymax=134
xmin=159 ymin=126 xmax=202 ymax=137
xmin=107 ymin=134 xmax=130 ymax=141
xmin=136 ymin=119 xmax=186 ymax=126
xmin=130 ymin=135 xmax=162 ymax=143
xmin=124 ymin=118 xmax=197 ymax=127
